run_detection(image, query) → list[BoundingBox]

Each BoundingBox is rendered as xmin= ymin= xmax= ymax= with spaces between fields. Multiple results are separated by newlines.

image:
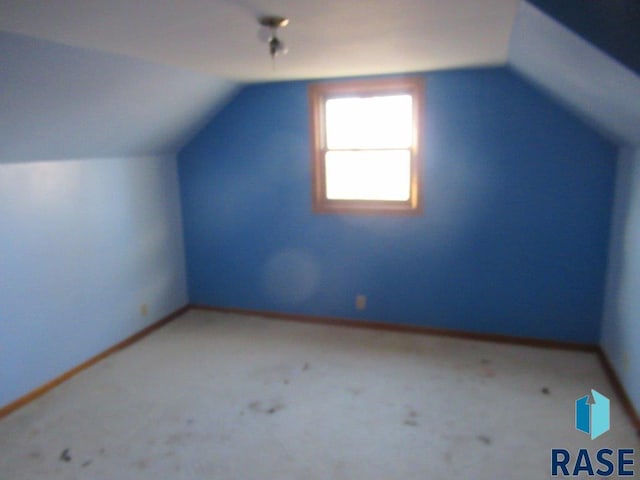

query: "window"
xmin=309 ymin=76 xmax=424 ymax=215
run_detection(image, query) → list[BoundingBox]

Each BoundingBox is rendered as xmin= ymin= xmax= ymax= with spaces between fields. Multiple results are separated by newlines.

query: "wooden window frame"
xmin=309 ymin=76 xmax=424 ymax=215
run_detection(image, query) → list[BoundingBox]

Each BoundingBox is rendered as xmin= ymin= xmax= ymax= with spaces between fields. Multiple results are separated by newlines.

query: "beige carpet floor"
xmin=1 ymin=309 xmax=638 ymax=479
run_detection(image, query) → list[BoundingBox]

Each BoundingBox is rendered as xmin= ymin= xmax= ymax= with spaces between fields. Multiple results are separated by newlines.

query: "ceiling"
xmin=1 ymin=0 xmax=639 ymax=164
xmin=0 ymin=31 xmax=238 ymax=163
xmin=0 ymin=0 xmax=520 ymax=81
xmin=527 ymin=0 xmax=640 ymax=76
xmin=510 ymin=2 xmax=640 ymax=146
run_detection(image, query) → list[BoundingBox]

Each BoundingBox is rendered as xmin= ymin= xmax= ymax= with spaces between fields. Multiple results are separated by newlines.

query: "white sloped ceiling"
xmin=0 ymin=32 xmax=239 ymax=163
xmin=2 ymin=0 xmax=638 ymax=164
xmin=510 ymin=2 xmax=640 ymax=147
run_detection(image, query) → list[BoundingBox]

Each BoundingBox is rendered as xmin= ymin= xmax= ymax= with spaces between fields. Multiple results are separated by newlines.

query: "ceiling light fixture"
xmin=258 ymin=15 xmax=289 ymax=65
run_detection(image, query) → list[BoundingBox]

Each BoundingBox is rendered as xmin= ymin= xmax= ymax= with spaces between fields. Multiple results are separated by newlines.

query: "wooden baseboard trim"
xmin=0 ymin=305 xmax=189 ymax=420
xmin=191 ymin=304 xmax=598 ymax=352
xmin=596 ymin=349 xmax=640 ymax=432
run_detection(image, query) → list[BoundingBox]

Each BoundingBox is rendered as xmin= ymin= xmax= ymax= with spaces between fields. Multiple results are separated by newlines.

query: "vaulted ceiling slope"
xmin=527 ymin=0 xmax=640 ymax=76
xmin=0 ymin=0 xmax=520 ymax=163
xmin=0 ymin=0 xmax=520 ymax=81
xmin=509 ymin=2 xmax=640 ymax=147
xmin=1 ymin=0 xmax=638 ymax=163
xmin=0 ymin=32 xmax=238 ymax=163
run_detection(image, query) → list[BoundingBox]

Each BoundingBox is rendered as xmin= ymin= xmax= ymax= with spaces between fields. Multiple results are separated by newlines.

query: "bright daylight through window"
xmin=309 ymin=77 xmax=424 ymax=214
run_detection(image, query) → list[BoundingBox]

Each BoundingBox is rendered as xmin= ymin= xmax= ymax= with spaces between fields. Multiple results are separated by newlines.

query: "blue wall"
xmin=0 ymin=155 xmax=188 ymax=408
xmin=602 ymin=147 xmax=640 ymax=414
xmin=179 ymin=67 xmax=617 ymax=343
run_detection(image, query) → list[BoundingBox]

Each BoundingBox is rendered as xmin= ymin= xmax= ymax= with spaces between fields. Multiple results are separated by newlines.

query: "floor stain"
xmin=283 ymin=379 xmax=290 ymax=385
xmin=28 ymin=450 xmax=42 ymax=460
xmin=404 ymin=407 xmax=419 ymax=426
xmin=59 ymin=448 xmax=71 ymax=463
xmin=165 ymin=433 xmax=181 ymax=445
xmin=133 ymin=459 xmax=149 ymax=470
xmin=249 ymin=400 xmax=285 ymax=415
xmin=165 ymin=432 xmax=193 ymax=446
xmin=332 ymin=460 xmax=347 ymax=474
xmin=477 ymin=435 xmax=492 ymax=445
xmin=81 ymin=460 xmax=92 ymax=468
xmin=302 ymin=362 xmax=310 ymax=371
xmin=443 ymin=451 xmax=453 ymax=464
xmin=482 ymin=367 xmax=496 ymax=378
xmin=348 ymin=387 xmax=363 ymax=396
xmin=541 ymin=387 xmax=551 ymax=395
xmin=186 ymin=418 xmax=195 ymax=425
xmin=480 ymin=358 xmax=491 ymax=365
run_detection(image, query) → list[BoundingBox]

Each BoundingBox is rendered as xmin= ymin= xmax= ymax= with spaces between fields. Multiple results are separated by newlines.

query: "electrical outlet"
xmin=623 ymin=352 xmax=630 ymax=372
xmin=355 ymin=294 xmax=366 ymax=310
xmin=140 ymin=304 xmax=148 ymax=316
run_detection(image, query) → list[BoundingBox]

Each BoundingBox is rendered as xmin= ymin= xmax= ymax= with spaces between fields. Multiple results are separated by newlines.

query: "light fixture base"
xmin=258 ymin=15 xmax=289 ymax=29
